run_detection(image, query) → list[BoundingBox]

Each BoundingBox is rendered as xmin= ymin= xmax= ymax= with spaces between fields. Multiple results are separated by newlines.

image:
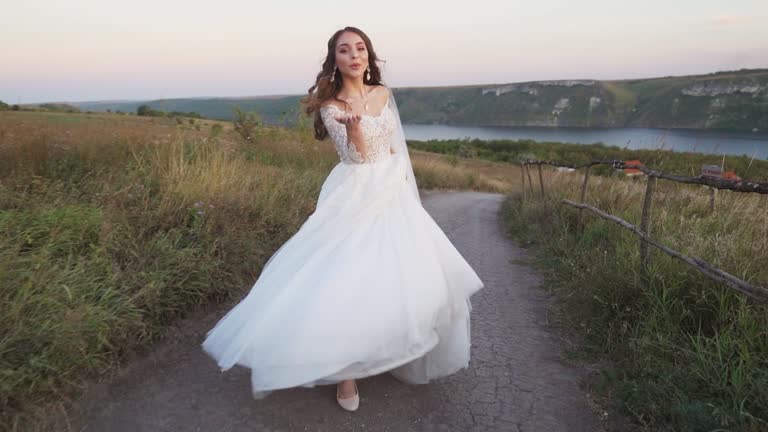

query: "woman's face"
xmin=334 ymin=31 xmax=369 ymax=81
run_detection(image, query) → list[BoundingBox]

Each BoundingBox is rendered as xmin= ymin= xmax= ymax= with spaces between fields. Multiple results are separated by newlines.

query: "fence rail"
xmin=520 ymin=159 xmax=768 ymax=303
xmin=522 ymin=159 xmax=768 ymax=194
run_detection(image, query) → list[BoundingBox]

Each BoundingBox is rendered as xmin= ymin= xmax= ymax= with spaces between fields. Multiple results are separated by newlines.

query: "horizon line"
xmin=14 ymin=67 xmax=768 ymax=105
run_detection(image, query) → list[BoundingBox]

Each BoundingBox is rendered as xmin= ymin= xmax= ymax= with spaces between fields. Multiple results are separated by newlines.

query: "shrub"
xmin=137 ymin=105 xmax=165 ymax=117
xmin=233 ymin=106 xmax=261 ymax=143
xmin=210 ymin=124 xmax=223 ymax=137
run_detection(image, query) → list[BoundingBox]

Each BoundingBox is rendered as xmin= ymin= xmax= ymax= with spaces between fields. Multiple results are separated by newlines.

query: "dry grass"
xmin=504 ymin=166 xmax=768 ymax=431
xmin=412 ymin=151 xmax=521 ymax=193
xmin=0 ymin=109 xmax=518 ymax=431
xmin=530 ymin=167 xmax=768 ymax=285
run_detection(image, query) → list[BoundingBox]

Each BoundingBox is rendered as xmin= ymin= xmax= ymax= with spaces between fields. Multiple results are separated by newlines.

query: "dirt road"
xmin=53 ymin=191 xmax=603 ymax=432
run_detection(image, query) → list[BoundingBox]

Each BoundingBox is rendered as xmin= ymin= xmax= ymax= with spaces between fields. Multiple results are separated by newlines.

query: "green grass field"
xmin=501 ymin=166 xmax=768 ymax=431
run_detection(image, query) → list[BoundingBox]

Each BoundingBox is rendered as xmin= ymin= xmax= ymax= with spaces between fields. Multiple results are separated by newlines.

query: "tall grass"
xmin=502 ymin=167 xmax=768 ymax=431
xmin=0 ymin=110 xmax=518 ymax=431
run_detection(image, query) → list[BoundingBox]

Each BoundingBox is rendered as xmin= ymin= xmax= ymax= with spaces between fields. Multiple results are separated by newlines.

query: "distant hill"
xmin=71 ymin=69 xmax=768 ymax=132
xmin=74 ymin=96 xmax=302 ymax=125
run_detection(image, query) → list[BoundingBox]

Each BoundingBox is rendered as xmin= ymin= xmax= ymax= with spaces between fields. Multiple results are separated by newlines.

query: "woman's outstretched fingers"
xmin=334 ymin=113 xmax=362 ymax=127
xmin=334 ymin=114 xmax=351 ymax=124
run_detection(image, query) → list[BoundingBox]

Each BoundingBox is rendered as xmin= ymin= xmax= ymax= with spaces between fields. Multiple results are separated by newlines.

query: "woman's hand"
xmin=334 ymin=113 xmax=363 ymax=132
xmin=334 ymin=113 xmax=367 ymax=161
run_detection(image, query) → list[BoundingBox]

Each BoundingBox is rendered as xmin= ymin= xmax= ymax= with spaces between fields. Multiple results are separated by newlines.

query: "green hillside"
xmin=392 ymin=69 xmax=768 ymax=131
xmin=76 ymin=96 xmax=303 ymax=125
xmin=72 ymin=69 xmax=768 ymax=131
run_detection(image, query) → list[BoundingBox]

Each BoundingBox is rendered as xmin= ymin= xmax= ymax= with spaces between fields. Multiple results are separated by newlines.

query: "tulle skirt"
xmin=201 ymin=153 xmax=484 ymax=398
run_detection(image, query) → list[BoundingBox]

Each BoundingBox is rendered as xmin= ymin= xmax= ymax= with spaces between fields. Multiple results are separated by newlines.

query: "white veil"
xmin=385 ymin=87 xmax=421 ymax=205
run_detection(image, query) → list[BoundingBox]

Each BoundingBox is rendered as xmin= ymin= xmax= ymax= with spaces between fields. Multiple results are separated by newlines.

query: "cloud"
xmin=708 ymin=15 xmax=755 ymax=26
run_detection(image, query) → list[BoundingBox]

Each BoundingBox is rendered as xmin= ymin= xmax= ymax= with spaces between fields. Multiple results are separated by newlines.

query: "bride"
xmin=201 ymin=26 xmax=484 ymax=412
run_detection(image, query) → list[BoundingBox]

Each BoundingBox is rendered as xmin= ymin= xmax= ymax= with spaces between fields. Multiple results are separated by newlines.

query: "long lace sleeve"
xmin=320 ymin=107 xmax=365 ymax=164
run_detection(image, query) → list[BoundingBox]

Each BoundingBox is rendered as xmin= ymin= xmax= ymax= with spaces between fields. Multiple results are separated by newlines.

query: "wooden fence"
xmin=520 ymin=159 xmax=768 ymax=303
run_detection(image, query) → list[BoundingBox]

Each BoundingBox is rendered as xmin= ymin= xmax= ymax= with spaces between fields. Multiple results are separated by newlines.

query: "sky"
xmin=1 ymin=0 xmax=767 ymax=104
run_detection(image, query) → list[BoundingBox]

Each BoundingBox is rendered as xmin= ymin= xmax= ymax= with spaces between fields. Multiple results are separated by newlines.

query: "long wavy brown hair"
xmin=300 ymin=26 xmax=385 ymax=140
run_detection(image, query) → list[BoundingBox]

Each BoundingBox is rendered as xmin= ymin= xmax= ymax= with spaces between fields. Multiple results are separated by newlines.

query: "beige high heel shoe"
xmin=336 ymin=380 xmax=359 ymax=412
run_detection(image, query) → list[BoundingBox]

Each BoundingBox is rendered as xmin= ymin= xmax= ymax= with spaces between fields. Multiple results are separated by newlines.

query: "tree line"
xmin=136 ymin=104 xmax=202 ymax=119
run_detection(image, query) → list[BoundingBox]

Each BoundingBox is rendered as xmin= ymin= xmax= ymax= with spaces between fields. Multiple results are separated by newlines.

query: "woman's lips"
xmin=351 ymin=64 xmax=361 ymax=69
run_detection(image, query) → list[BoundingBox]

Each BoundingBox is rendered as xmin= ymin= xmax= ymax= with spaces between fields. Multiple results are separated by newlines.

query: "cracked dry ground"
xmin=52 ymin=191 xmax=606 ymax=432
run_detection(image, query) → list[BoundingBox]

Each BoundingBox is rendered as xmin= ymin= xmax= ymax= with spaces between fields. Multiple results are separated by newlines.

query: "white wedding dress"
xmin=201 ymin=89 xmax=484 ymax=399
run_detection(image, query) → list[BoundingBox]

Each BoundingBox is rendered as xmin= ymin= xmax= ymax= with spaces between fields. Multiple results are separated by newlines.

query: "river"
xmin=402 ymin=124 xmax=768 ymax=159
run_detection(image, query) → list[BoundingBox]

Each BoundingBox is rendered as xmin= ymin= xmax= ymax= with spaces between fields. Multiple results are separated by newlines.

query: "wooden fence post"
xmin=521 ymin=163 xmax=526 ymax=199
xmin=580 ymin=165 xmax=591 ymax=203
xmin=526 ymin=164 xmax=535 ymax=196
xmin=640 ymin=175 xmax=657 ymax=274
xmin=577 ymin=165 xmax=591 ymax=234
xmin=538 ymin=164 xmax=545 ymax=197
xmin=709 ymin=187 xmax=716 ymax=211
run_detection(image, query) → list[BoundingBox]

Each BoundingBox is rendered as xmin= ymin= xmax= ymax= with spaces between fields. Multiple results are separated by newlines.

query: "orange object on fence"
xmin=624 ymin=159 xmax=645 ymax=176
xmin=723 ymin=170 xmax=742 ymax=181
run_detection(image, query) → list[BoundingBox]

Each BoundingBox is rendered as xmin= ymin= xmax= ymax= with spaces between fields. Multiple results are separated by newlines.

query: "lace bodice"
xmin=320 ymin=100 xmax=396 ymax=164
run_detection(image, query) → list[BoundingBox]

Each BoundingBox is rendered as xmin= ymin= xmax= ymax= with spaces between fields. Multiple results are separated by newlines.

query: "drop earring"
xmin=330 ymin=65 xmax=337 ymax=83
xmin=365 ymin=66 xmax=371 ymax=81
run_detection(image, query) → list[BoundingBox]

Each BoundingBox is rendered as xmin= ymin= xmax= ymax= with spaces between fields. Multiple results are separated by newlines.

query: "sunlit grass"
xmin=502 ymin=166 xmax=768 ymax=431
xmin=0 ymin=110 xmax=519 ymax=431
